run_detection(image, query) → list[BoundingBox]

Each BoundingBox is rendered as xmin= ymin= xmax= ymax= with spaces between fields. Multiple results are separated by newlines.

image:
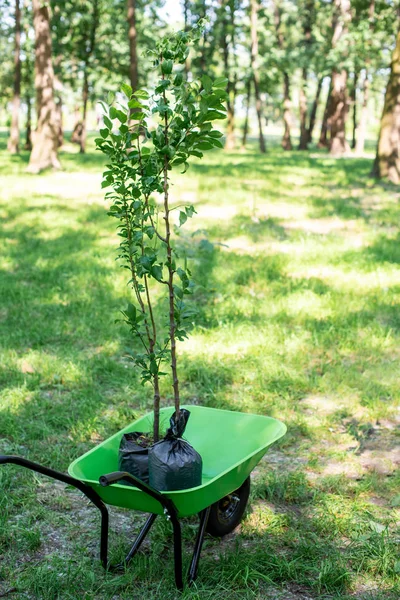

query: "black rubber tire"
xmin=206 ymin=476 xmax=250 ymax=537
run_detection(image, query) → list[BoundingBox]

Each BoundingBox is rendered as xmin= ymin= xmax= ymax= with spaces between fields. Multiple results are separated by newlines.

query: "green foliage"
xmin=95 ymin=25 xmax=227 ymax=418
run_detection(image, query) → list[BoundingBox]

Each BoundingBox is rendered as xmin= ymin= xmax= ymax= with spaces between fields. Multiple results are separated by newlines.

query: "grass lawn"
xmin=0 ymin=132 xmax=399 ymax=599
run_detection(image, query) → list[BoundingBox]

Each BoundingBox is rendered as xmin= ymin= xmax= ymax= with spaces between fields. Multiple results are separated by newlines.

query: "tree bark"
xmin=80 ymin=73 xmax=89 ymax=153
xmin=307 ymin=76 xmax=323 ymax=144
xmin=222 ymin=0 xmax=237 ymax=150
xmin=241 ymin=78 xmax=251 ymax=149
xmin=8 ymin=0 xmax=21 ymax=154
xmin=328 ymin=0 xmax=351 ymax=156
xmin=27 ymin=0 xmax=61 ymax=173
xmin=371 ymin=30 xmax=400 ymax=183
xmin=355 ymin=69 xmax=370 ymax=154
xmin=298 ymin=69 xmax=308 ymax=150
xmin=355 ymin=0 xmax=375 ymax=155
xmin=350 ymin=71 xmax=358 ymax=149
xmin=127 ymin=0 xmax=138 ymax=92
xmin=79 ymin=0 xmax=99 ymax=154
xmin=282 ymin=73 xmax=293 ymax=150
xmin=250 ymin=0 xmax=266 ymax=153
xmin=298 ymin=0 xmax=314 ymax=150
xmin=318 ymin=81 xmax=332 ymax=147
xmin=273 ymin=0 xmax=292 ymax=150
xmin=24 ymin=92 xmax=32 ymax=150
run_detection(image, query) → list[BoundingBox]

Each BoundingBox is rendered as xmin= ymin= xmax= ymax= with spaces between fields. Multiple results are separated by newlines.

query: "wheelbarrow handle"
xmin=99 ymin=470 xmax=178 ymax=517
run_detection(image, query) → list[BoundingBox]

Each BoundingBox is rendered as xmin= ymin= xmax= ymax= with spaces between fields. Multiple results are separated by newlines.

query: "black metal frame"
xmin=0 ymin=455 xmax=211 ymax=591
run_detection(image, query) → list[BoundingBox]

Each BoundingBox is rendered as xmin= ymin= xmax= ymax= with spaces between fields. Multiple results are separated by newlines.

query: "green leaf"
xmin=198 ymin=110 xmax=226 ymax=122
xmin=201 ymin=74 xmax=212 ymax=92
xmin=179 ymin=211 xmax=187 ymax=226
xmin=195 ymin=141 xmax=213 ymax=150
xmin=128 ymin=98 xmax=144 ymax=109
xmin=115 ymin=109 xmax=127 ymax=123
xmin=121 ymin=83 xmax=133 ymax=97
xmin=109 ymin=106 xmax=117 ymax=120
xmin=213 ymin=76 xmax=228 ymax=89
xmin=100 ymin=128 xmax=109 ymax=139
xmin=151 ymin=264 xmax=163 ymax=281
xmin=173 ymin=72 xmax=183 ymax=86
xmin=186 ymin=205 xmax=197 ymax=218
xmin=103 ymin=116 xmax=113 ymax=129
xmin=134 ymin=89 xmax=150 ymax=99
xmin=161 ymin=59 xmax=173 ymax=75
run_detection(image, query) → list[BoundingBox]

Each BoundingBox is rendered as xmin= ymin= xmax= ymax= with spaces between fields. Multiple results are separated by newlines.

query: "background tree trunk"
xmin=24 ymin=92 xmax=32 ymax=150
xmin=355 ymin=70 xmax=370 ymax=154
xmin=328 ymin=0 xmax=351 ymax=156
xmin=371 ymin=30 xmax=400 ymax=183
xmin=27 ymin=0 xmax=61 ymax=173
xmin=298 ymin=69 xmax=308 ymax=150
xmin=7 ymin=0 xmax=21 ymax=154
xmin=307 ymin=76 xmax=323 ymax=144
xmin=350 ymin=70 xmax=358 ymax=149
xmin=282 ymin=74 xmax=293 ymax=150
xmin=241 ymin=78 xmax=251 ymax=149
xmin=78 ymin=0 xmax=99 ymax=153
xmin=250 ymin=0 xmax=266 ymax=153
xmin=127 ymin=0 xmax=138 ymax=92
xmin=318 ymin=82 xmax=332 ymax=147
xmin=355 ymin=0 xmax=375 ymax=155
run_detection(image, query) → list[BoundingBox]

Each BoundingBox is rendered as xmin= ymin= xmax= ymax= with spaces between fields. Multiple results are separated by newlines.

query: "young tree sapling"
xmin=96 ymin=24 xmax=227 ymax=442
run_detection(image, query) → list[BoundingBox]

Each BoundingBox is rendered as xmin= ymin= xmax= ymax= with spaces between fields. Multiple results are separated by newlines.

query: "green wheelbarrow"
xmin=1 ymin=405 xmax=286 ymax=590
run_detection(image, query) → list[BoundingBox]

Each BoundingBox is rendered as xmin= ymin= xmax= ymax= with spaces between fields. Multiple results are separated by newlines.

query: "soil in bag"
xmin=118 ymin=432 xmax=150 ymax=484
xmin=149 ymin=409 xmax=202 ymax=491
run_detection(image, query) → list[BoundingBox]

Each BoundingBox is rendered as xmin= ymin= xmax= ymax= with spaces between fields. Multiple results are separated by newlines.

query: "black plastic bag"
xmin=148 ymin=409 xmax=202 ymax=491
xmin=118 ymin=431 xmax=150 ymax=484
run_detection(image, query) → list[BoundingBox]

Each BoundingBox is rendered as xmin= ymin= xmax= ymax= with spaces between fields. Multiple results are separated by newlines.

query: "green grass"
xmin=1 ymin=131 xmax=400 ymax=599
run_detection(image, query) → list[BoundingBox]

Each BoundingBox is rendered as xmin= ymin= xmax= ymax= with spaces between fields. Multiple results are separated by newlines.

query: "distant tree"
xmin=27 ymin=0 xmax=60 ymax=173
xmin=371 ymin=30 xmax=400 ymax=183
xmin=327 ymin=0 xmax=352 ymax=156
xmin=250 ymin=0 xmax=266 ymax=153
xmin=7 ymin=0 xmax=21 ymax=154
xmin=298 ymin=0 xmax=315 ymax=150
xmin=273 ymin=0 xmax=293 ymax=150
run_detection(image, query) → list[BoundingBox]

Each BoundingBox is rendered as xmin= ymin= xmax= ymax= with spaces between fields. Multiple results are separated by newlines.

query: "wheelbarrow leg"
xmin=169 ymin=511 xmax=184 ymax=591
xmin=108 ymin=513 xmax=158 ymax=571
xmin=188 ymin=506 xmax=211 ymax=585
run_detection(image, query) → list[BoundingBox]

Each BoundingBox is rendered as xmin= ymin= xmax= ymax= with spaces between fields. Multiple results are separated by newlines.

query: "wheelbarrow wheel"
xmin=206 ymin=476 xmax=250 ymax=537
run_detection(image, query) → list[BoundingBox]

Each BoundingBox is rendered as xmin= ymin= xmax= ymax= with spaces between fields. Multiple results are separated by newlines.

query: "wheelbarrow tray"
xmin=68 ymin=405 xmax=286 ymax=517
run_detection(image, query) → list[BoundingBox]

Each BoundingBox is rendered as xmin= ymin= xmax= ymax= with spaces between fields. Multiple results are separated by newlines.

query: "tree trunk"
xmin=355 ymin=69 xmax=369 ymax=155
xmin=329 ymin=69 xmax=350 ymax=156
xmin=350 ymin=71 xmax=358 ymax=149
xmin=241 ymin=79 xmax=251 ymax=149
xmin=298 ymin=68 xmax=308 ymax=150
xmin=127 ymin=0 xmax=138 ymax=92
xmin=27 ymin=0 xmax=61 ymax=173
xmin=250 ymin=0 xmax=266 ymax=153
xmin=80 ymin=72 xmax=89 ymax=154
xmin=24 ymin=92 xmax=32 ymax=150
xmin=282 ymin=73 xmax=293 ymax=150
xmin=318 ymin=82 xmax=332 ymax=147
xmin=222 ymin=0 xmax=237 ymax=150
xmin=78 ymin=0 xmax=99 ymax=154
xmin=355 ymin=1 xmax=375 ymax=155
xmin=371 ymin=30 xmax=400 ymax=183
xmin=307 ymin=76 xmax=323 ymax=144
xmin=56 ymin=97 xmax=63 ymax=148
xmin=328 ymin=0 xmax=351 ymax=156
xmin=8 ymin=0 xmax=21 ymax=154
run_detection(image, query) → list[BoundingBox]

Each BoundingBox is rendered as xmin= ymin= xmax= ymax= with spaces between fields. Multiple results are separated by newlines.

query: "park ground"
xmin=0 ymin=132 xmax=399 ymax=599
